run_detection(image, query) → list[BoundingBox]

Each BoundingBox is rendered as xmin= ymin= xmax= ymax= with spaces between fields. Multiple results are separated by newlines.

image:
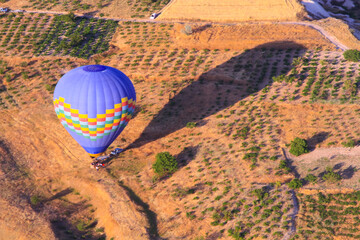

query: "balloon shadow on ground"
xmin=128 ymin=41 xmax=306 ymax=149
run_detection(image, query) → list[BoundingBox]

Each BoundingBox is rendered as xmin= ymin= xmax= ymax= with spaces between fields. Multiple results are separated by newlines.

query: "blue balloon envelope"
xmin=53 ymin=65 xmax=136 ymax=157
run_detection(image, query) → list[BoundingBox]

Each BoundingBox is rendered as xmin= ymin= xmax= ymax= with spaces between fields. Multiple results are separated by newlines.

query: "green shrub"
xmin=343 ymin=49 xmax=360 ymax=62
xmin=153 ymin=152 xmax=178 ymax=178
xmin=69 ymin=33 xmax=84 ymax=47
xmin=322 ymin=167 xmax=341 ymax=184
xmin=5 ymin=74 xmax=11 ymax=82
xmin=96 ymin=227 xmax=105 ymax=232
xmin=252 ymin=187 xmax=269 ymax=201
xmin=21 ymin=72 xmax=29 ymax=79
xmin=289 ymin=137 xmax=309 ymax=156
xmin=342 ymin=139 xmax=356 ymax=148
xmin=56 ymin=12 xmax=76 ymax=22
xmin=288 ymin=178 xmax=303 ymax=189
xmin=45 ymin=84 xmax=55 ymax=92
xmin=272 ymin=74 xmax=295 ymax=83
xmin=186 ymin=122 xmax=197 ymax=128
xmin=30 ymin=195 xmax=41 ymax=205
xmin=305 ymin=174 xmax=317 ymax=184
xmin=76 ymin=220 xmax=87 ymax=231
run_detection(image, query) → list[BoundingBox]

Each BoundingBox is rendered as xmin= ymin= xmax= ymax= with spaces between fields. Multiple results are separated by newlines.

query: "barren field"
xmin=2 ymin=7 xmax=360 ymax=240
xmin=158 ymin=0 xmax=306 ymax=22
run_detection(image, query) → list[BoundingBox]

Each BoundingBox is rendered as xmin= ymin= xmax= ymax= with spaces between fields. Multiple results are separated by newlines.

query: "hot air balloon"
xmin=53 ymin=65 xmax=136 ymax=158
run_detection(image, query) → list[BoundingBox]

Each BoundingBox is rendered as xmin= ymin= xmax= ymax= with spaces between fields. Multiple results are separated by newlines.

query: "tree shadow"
xmin=281 ymin=148 xmax=300 ymax=178
xmin=43 ymin=188 xmax=74 ymax=203
xmin=83 ymin=10 xmax=99 ymax=17
xmin=333 ymin=162 xmax=344 ymax=170
xmin=50 ymin=217 xmax=105 ymax=240
xmin=192 ymin=24 xmax=212 ymax=33
xmin=340 ymin=165 xmax=355 ymax=179
xmin=118 ymin=181 xmax=165 ymax=240
xmin=175 ymin=145 xmax=199 ymax=168
xmin=307 ymin=132 xmax=330 ymax=150
xmin=128 ymin=41 xmax=306 ymax=149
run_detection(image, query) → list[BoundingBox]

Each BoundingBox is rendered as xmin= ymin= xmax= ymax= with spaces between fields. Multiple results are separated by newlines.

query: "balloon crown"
xmin=83 ymin=65 xmax=106 ymax=72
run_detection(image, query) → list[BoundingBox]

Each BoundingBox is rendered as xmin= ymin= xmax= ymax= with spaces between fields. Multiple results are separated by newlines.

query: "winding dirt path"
xmin=282 ymin=21 xmax=348 ymax=50
xmin=282 ymin=190 xmax=300 ymax=240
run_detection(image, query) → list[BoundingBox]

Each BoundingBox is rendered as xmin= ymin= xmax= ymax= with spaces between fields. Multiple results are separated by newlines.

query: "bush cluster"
xmin=289 ymin=137 xmax=309 ymax=156
xmin=343 ymin=49 xmax=360 ymax=62
xmin=152 ymin=152 xmax=178 ymax=178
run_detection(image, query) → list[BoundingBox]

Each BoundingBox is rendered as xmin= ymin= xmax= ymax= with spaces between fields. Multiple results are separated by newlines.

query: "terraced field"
xmin=297 ymin=191 xmax=360 ymax=239
xmin=0 ymin=13 xmax=117 ymax=58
